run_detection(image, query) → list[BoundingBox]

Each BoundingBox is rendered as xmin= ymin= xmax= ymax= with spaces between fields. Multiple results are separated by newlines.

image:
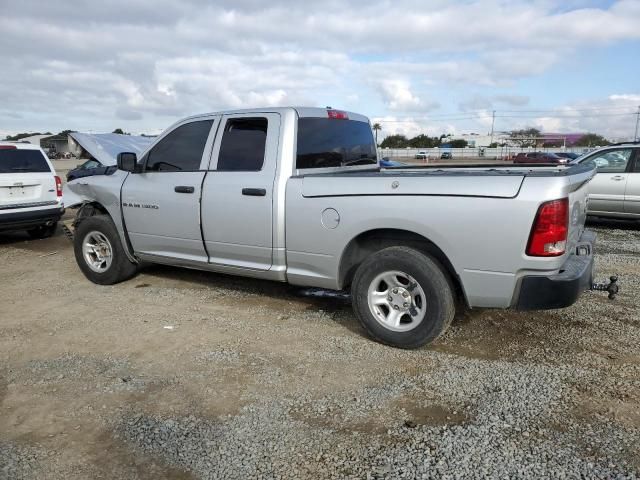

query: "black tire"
xmin=27 ymin=222 xmax=57 ymax=239
xmin=351 ymin=246 xmax=455 ymax=349
xmin=73 ymin=215 xmax=138 ymax=285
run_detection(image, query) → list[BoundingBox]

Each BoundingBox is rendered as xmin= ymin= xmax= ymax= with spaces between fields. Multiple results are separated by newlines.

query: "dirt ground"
xmin=1 ymin=207 xmax=639 ymax=478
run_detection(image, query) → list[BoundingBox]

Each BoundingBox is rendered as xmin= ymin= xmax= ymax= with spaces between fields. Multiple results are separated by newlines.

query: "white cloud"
xmin=0 ymin=0 xmax=638 ymax=134
xmin=376 ymin=79 xmax=437 ymax=112
xmin=523 ymin=94 xmax=640 ymax=140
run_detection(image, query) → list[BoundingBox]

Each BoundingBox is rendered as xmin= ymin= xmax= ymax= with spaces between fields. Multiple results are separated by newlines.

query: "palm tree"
xmin=372 ymin=123 xmax=382 ymax=146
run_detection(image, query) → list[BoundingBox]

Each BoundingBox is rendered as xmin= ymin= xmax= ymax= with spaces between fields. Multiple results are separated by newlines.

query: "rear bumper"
xmin=0 ymin=206 xmax=65 ymax=232
xmin=515 ymin=230 xmax=595 ymax=310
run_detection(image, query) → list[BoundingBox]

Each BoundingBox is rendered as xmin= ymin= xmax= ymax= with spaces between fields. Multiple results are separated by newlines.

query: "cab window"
xmin=216 ymin=118 xmax=268 ymax=171
xmin=146 ymin=120 xmax=213 ymax=172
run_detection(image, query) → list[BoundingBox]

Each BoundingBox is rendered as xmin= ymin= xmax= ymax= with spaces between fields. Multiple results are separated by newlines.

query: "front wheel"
xmin=73 ymin=215 xmax=138 ymax=285
xmin=351 ymin=246 xmax=455 ymax=349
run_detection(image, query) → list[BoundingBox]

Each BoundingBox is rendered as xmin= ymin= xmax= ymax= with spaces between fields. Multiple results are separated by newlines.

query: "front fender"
xmin=65 ymin=172 xmax=137 ymax=263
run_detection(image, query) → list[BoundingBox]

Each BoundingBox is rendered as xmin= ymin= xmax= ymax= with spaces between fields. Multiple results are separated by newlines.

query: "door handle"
xmin=242 ymin=188 xmax=266 ymax=196
xmin=174 ymin=185 xmax=195 ymax=193
xmin=611 ymin=176 xmax=625 ymax=181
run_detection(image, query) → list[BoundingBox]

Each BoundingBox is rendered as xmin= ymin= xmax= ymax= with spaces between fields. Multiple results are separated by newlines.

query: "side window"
xmin=633 ymin=151 xmax=640 ymax=173
xmin=146 ymin=120 xmax=213 ymax=172
xmin=216 ymin=118 xmax=268 ymax=171
xmin=584 ymin=148 xmax=632 ymax=173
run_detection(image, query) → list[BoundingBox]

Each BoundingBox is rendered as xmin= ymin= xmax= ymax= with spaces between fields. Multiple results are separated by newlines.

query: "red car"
xmin=513 ymin=152 xmax=569 ymax=164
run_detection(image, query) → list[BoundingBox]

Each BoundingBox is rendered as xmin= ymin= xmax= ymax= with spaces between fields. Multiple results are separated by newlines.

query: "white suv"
xmin=0 ymin=142 xmax=64 ymax=238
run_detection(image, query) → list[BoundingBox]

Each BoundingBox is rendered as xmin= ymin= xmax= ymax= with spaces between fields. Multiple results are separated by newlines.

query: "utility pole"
xmin=635 ymin=105 xmax=640 ymax=142
xmin=489 ymin=110 xmax=496 ymax=146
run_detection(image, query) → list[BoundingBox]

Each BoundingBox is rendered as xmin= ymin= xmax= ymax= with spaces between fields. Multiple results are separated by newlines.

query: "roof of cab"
xmin=175 ymin=107 xmax=370 ymax=124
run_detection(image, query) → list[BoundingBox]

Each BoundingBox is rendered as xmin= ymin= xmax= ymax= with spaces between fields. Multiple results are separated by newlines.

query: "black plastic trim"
xmin=0 ymin=206 xmax=64 ymax=231
xmin=515 ymin=230 xmax=596 ymax=310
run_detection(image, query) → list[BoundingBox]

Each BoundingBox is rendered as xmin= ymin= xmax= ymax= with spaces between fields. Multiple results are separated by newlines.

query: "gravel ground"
xmin=1 ymin=217 xmax=638 ymax=479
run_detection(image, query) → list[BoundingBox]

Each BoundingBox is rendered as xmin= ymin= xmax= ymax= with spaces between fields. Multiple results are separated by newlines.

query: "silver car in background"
xmin=574 ymin=143 xmax=640 ymax=219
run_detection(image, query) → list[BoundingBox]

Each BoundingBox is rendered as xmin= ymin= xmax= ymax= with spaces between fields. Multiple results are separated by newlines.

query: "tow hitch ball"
xmin=591 ymin=275 xmax=619 ymax=300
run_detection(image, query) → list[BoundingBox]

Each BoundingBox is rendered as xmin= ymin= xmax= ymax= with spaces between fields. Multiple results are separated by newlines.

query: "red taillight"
xmin=54 ymin=175 xmax=62 ymax=197
xmin=327 ymin=109 xmax=349 ymax=120
xmin=0 ymin=145 xmax=17 ymax=150
xmin=526 ymin=198 xmax=569 ymax=257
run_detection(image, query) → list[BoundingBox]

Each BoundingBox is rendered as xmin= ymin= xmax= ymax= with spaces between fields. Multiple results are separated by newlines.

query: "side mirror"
xmin=117 ymin=152 xmax=138 ymax=172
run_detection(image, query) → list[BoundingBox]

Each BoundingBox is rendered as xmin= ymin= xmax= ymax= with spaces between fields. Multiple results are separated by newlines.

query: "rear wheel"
xmin=351 ymin=246 xmax=455 ymax=349
xmin=27 ymin=222 xmax=57 ymax=239
xmin=74 ymin=215 xmax=138 ymax=285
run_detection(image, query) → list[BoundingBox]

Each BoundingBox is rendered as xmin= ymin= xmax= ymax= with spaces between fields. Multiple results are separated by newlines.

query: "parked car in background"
xmin=415 ymin=151 xmax=429 ymax=160
xmin=67 ymin=158 xmax=117 ymax=182
xmin=379 ymin=158 xmax=407 ymax=167
xmin=555 ymin=152 xmax=580 ymax=160
xmin=440 ymin=152 xmax=452 ymax=159
xmin=66 ymin=106 xmax=598 ymax=349
xmin=572 ymin=143 xmax=640 ymax=219
xmin=513 ymin=152 xmax=569 ymax=164
xmin=0 ymin=142 xmax=64 ymax=238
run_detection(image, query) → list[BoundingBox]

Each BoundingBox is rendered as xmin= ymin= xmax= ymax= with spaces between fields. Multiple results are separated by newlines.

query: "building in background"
xmin=539 ymin=133 xmax=586 ymax=147
xmin=448 ymin=132 xmax=510 ymax=147
xmin=40 ymin=134 xmax=83 ymax=156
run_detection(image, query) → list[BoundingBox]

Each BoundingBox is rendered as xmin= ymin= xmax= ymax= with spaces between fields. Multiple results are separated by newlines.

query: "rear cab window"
xmin=0 ymin=148 xmax=51 ymax=173
xmin=296 ymin=116 xmax=377 ymax=169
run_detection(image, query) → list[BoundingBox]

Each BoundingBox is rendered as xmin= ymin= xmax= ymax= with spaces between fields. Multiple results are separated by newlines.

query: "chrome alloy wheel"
xmin=82 ymin=231 xmax=113 ymax=273
xmin=367 ymin=270 xmax=427 ymax=332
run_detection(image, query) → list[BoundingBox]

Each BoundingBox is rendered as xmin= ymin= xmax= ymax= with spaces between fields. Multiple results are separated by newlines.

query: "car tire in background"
xmin=351 ymin=246 xmax=455 ymax=349
xmin=27 ymin=222 xmax=58 ymax=239
xmin=73 ymin=214 xmax=138 ymax=285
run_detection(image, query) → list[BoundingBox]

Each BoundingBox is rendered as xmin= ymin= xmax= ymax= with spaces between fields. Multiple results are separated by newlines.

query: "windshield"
xmin=0 ymin=149 xmax=51 ymax=173
xmin=296 ymin=118 xmax=377 ymax=169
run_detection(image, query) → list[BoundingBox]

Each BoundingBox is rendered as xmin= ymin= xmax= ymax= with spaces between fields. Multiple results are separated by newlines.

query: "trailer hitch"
xmin=591 ymin=275 xmax=619 ymax=300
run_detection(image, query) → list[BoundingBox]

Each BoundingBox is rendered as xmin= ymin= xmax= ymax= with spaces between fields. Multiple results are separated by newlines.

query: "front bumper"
xmin=0 ymin=206 xmax=65 ymax=232
xmin=515 ymin=230 xmax=595 ymax=310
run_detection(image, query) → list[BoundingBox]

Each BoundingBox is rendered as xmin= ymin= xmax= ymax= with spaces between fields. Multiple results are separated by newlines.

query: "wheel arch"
xmin=338 ymin=228 xmax=466 ymax=304
xmin=73 ymin=201 xmax=138 ymax=264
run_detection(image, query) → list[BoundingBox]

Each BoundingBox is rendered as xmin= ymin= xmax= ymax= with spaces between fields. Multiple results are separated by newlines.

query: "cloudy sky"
xmin=1 ymin=0 xmax=639 ymax=140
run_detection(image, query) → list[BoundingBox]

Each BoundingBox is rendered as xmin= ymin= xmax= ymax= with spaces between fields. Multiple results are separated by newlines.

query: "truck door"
xmin=121 ymin=117 xmax=219 ymax=262
xmin=582 ymin=148 xmax=633 ymax=215
xmin=624 ymin=150 xmax=640 ymax=215
xmin=201 ymin=113 xmax=281 ymax=270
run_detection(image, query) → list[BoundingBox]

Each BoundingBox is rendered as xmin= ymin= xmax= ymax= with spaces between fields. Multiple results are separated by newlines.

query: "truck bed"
xmin=297 ymin=163 xmax=594 ymax=199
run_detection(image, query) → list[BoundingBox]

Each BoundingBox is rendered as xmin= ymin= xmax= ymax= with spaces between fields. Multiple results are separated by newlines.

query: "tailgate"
xmin=0 ymin=172 xmax=57 ymax=209
xmin=565 ymin=168 xmax=594 ymax=254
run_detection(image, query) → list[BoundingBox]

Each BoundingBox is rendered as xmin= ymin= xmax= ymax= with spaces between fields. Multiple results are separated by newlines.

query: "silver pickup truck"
xmin=66 ymin=107 xmax=601 ymax=348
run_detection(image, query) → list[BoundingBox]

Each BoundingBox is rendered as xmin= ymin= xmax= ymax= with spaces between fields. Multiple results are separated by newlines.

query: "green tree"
xmin=509 ymin=128 xmax=541 ymax=147
xmin=112 ymin=128 xmax=129 ymax=135
xmin=574 ymin=133 xmax=611 ymax=147
xmin=408 ymin=134 xmax=438 ymax=148
xmin=380 ymin=134 xmax=409 ymax=148
xmin=372 ymin=123 xmax=382 ymax=146
xmin=448 ymin=139 xmax=468 ymax=148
